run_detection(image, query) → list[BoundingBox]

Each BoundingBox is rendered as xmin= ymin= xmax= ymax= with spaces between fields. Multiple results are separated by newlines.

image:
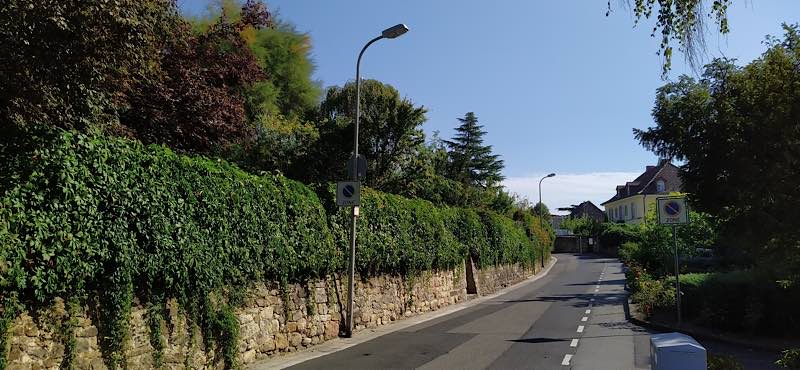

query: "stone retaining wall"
xmin=474 ymin=262 xmax=536 ymax=296
xmin=6 ymin=261 xmax=540 ymax=369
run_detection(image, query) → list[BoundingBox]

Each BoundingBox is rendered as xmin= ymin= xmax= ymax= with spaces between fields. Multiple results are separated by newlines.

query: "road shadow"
xmin=508 ymin=337 xmax=568 ymax=344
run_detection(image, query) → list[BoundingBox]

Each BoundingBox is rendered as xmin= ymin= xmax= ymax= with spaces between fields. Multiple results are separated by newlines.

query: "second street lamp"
xmin=346 ymin=23 xmax=409 ymax=338
xmin=538 ymin=173 xmax=555 ymax=269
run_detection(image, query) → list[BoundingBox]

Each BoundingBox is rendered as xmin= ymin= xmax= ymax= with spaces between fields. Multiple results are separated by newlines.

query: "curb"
xmin=250 ymin=256 xmax=559 ymax=369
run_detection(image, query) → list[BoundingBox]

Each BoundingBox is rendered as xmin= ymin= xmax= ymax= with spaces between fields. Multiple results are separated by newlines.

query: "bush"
xmin=675 ymin=271 xmax=800 ymax=335
xmin=777 ymin=348 xmax=800 ymax=370
xmin=599 ymin=223 xmax=641 ymax=249
xmin=1 ymin=131 xmax=339 ymax=366
xmin=630 ymin=276 xmax=675 ymax=316
xmin=708 ymin=353 xmax=745 ymax=370
xmin=481 ymin=212 xmax=536 ymax=268
xmin=324 ymin=187 xmax=465 ymax=277
xmin=619 ymin=242 xmax=641 ymax=265
xmin=444 ymin=208 xmax=489 ymax=265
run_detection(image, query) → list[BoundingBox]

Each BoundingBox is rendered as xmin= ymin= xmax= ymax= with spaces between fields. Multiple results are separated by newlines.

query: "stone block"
xmin=325 ymin=321 xmax=339 ymax=339
xmin=242 ymin=350 xmax=256 ymax=364
xmin=240 ymin=322 xmax=260 ymax=339
xmin=76 ymin=326 xmax=98 ymax=338
xmin=286 ymin=322 xmax=298 ymax=333
xmin=289 ymin=333 xmax=302 ymax=347
xmin=259 ymin=337 xmax=276 ymax=352
xmin=315 ymin=288 xmax=328 ymax=303
xmin=75 ymin=338 xmax=94 ymax=352
xmin=275 ymin=333 xmax=288 ymax=350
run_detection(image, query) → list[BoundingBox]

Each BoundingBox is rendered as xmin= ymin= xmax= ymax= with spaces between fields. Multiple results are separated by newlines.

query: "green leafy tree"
xmin=309 ymin=79 xmax=427 ymax=190
xmin=245 ymin=19 xmax=322 ymax=120
xmin=533 ymin=202 xmax=550 ymax=217
xmin=444 ymin=112 xmax=505 ymax=188
xmin=609 ymin=0 xmax=732 ymax=76
xmin=562 ymin=217 xmax=603 ymax=237
xmin=120 ymin=3 xmax=270 ymax=154
xmin=634 ymin=24 xmax=800 ymax=278
xmin=0 ymin=0 xmax=175 ymax=134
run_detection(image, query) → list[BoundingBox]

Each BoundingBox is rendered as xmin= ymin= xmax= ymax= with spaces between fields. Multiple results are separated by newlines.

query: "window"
xmin=656 ymin=179 xmax=666 ymax=193
xmin=624 ymin=205 xmax=628 ymax=218
xmin=631 ymin=202 xmax=636 ymax=218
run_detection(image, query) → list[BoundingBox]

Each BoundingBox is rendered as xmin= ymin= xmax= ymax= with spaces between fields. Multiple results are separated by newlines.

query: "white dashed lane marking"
xmin=570 ymin=338 xmax=579 ymax=347
xmin=585 ymin=309 xmax=591 ymax=314
xmin=562 ymin=354 xmax=573 ymax=366
xmin=577 ymin=325 xmax=585 ymax=333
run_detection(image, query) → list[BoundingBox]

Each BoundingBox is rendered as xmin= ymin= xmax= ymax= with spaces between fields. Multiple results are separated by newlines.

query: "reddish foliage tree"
xmin=118 ymin=1 xmax=271 ymax=154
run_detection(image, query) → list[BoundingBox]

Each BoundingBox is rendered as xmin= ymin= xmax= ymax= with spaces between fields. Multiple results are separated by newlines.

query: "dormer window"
xmin=656 ymin=179 xmax=666 ymax=193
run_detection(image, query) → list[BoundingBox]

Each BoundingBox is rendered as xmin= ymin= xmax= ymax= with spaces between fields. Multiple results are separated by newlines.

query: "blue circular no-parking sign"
xmin=664 ymin=201 xmax=681 ymax=216
xmin=343 ymin=184 xmax=355 ymax=198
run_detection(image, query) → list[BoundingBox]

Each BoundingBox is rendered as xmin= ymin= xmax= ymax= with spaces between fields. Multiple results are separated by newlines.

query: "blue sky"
xmin=179 ymin=0 xmax=799 ymax=211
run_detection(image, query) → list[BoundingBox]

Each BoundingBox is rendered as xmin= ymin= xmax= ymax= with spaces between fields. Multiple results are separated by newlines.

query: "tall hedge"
xmin=324 ymin=187 xmax=466 ymax=277
xmin=0 ymin=131 xmax=540 ymax=368
xmin=0 ymin=132 xmax=338 ymax=367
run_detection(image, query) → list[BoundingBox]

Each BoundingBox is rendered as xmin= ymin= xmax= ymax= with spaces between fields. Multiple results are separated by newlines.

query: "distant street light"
xmin=538 ymin=173 xmax=556 ymax=268
xmin=346 ymin=23 xmax=409 ymax=338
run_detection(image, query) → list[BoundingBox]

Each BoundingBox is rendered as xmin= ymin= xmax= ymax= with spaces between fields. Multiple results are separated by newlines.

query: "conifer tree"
xmin=444 ymin=112 xmax=505 ymax=188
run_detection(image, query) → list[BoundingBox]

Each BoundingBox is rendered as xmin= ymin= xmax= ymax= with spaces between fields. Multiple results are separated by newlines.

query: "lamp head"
xmin=382 ymin=24 xmax=409 ymax=39
xmin=547 ymin=173 xmax=556 ymax=178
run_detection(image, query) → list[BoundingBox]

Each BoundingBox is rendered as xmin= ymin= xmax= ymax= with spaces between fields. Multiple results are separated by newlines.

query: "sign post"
xmin=657 ymin=196 xmax=690 ymax=327
xmin=337 ymin=181 xmax=361 ymax=338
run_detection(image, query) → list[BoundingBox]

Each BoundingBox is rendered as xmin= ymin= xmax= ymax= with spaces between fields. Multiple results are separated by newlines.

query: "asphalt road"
xmin=287 ymin=254 xmax=650 ymax=370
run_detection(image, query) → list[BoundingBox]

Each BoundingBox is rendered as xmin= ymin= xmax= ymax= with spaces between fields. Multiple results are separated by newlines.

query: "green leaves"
xmin=1 ymin=131 xmax=335 ymax=367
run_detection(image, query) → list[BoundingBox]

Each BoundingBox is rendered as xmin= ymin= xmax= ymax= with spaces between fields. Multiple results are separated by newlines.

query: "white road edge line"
xmin=581 ymin=316 xmax=588 ymax=322
xmin=570 ymin=338 xmax=579 ymax=347
xmin=577 ymin=325 xmax=585 ymax=333
xmin=562 ymin=354 xmax=573 ymax=366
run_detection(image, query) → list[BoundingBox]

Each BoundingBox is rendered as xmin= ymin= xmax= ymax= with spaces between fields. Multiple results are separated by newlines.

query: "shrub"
xmin=708 ymin=353 xmax=745 ymax=370
xmin=324 ymin=187 xmax=464 ymax=277
xmin=443 ymin=208 xmax=489 ymax=265
xmin=599 ymin=223 xmax=641 ymax=249
xmin=674 ymin=271 xmax=800 ymax=335
xmin=0 ymin=131 xmax=338 ymax=366
xmin=631 ymin=276 xmax=675 ymax=316
xmin=619 ymin=242 xmax=641 ymax=265
xmin=480 ymin=212 xmax=536 ymax=268
xmin=777 ymin=348 xmax=800 ymax=370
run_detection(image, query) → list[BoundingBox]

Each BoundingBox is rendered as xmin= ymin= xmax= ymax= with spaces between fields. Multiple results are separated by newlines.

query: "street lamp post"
xmin=538 ymin=173 xmax=556 ymax=269
xmin=346 ymin=23 xmax=409 ymax=338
